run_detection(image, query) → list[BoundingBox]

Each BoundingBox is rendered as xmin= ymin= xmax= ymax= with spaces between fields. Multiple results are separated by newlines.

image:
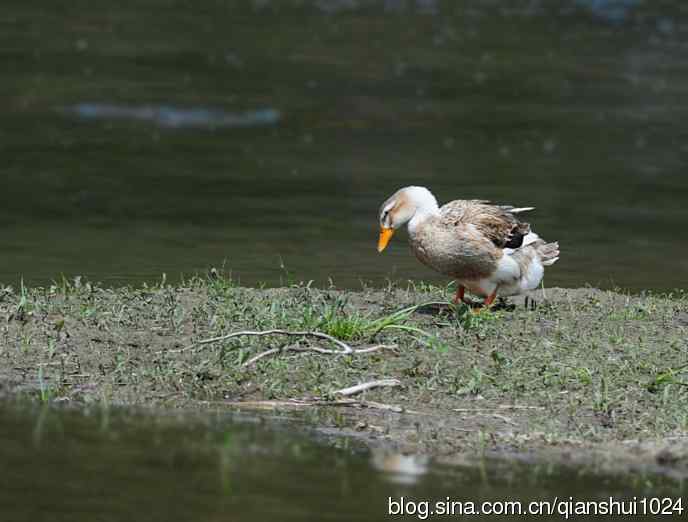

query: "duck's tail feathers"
xmin=536 ymin=241 xmax=560 ymax=266
xmin=498 ymin=205 xmax=535 ymax=215
xmin=510 ymin=206 xmax=535 ymax=214
xmin=521 ymin=231 xmax=540 ymax=247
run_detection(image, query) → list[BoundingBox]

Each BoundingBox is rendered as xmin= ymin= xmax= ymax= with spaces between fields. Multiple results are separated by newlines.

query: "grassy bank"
xmin=1 ymin=275 xmax=687 ymax=475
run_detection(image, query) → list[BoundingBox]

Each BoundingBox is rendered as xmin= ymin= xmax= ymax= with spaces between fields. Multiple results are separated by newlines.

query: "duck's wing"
xmin=439 ymin=200 xmax=534 ymax=249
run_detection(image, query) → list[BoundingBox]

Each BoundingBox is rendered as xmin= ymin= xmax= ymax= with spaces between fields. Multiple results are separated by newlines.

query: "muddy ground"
xmin=1 ymin=276 xmax=687 ymax=478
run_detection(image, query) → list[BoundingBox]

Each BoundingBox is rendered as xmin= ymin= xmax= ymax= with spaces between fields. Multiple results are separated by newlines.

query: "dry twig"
xmin=165 ymin=329 xmax=377 ymax=355
xmin=453 ymin=404 xmax=544 ymax=413
xmin=241 ymin=343 xmax=396 ymax=368
xmin=224 ymin=397 xmax=405 ymax=413
xmin=222 ymin=379 xmax=404 ymax=412
xmin=333 ymin=378 xmax=401 ymax=397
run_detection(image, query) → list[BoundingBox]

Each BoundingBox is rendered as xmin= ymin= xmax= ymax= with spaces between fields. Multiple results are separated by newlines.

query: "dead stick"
xmin=223 ymin=398 xmax=405 ymax=413
xmin=241 ymin=344 xmax=397 ymax=368
xmin=202 ymin=329 xmax=353 ymax=353
xmin=164 ymin=329 xmax=356 ymax=355
xmin=333 ymin=379 xmax=401 ymax=397
xmin=242 ymin=347 xmax=281 ymax=367
xmin=453 ymin=405 xmax=544 ymax=412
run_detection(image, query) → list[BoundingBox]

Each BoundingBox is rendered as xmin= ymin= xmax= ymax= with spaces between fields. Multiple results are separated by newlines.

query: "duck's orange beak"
xmin=377 ymin=227 xmax=395 ymax=253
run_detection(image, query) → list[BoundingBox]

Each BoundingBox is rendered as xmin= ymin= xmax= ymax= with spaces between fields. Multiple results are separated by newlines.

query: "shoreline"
xmin=1 ymin=278 xmax=686 ymax=478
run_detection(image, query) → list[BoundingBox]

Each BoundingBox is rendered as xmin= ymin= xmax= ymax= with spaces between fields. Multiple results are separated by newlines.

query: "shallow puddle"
xmin=0 ymin=402 xmax=682 ymax=521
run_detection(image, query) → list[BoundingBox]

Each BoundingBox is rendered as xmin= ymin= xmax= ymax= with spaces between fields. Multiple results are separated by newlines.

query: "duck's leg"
xmin=483 ymin=290 xmax=498 ymax=308
xmin=452 ymin=284 xmax=466 ymax=305
xmin=471 ymin=289 xmax=498 ymax=314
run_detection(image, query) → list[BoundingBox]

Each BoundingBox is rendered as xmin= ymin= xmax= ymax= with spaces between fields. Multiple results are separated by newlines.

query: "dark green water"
xmin=0 ymin=402 xmax=683 ymax=521
xmin=1 ymin=0 xmax=687 ymax=291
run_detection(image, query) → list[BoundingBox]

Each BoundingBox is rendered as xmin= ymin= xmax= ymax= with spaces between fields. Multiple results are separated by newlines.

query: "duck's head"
xmin=377 ymin=186 xmax=439 ymax=252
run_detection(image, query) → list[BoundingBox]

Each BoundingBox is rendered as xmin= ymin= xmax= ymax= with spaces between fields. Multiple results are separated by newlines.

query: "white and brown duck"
xmin=377 ymin=186 xmax=559 ymax=308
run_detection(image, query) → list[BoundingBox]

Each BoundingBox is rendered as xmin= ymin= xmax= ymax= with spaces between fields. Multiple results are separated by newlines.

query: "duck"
xmin=377 ymin=186 xmax=559 ymax=308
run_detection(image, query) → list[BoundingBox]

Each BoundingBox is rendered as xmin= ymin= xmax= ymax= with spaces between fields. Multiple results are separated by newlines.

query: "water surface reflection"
xmin=0 ymin=402 xmax=682 ymax=521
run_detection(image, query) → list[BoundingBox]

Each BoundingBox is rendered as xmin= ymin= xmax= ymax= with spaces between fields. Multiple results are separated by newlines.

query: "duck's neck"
xmin=405 ymin=186 xmax=440 ymax=235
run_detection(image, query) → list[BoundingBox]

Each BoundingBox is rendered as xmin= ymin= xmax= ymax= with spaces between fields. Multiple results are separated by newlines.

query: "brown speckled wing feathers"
xmin=439 ymin=200 xmax=531 ymax=249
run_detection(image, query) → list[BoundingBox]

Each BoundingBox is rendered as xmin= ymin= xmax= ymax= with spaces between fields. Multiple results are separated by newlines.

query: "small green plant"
xmin=205 ymin=263 xmax=235 ymax=297
xmin=11 ymin=278 xmax=33 ymax=321
xmin=318 ymin=309 xmax=371 ymax=341
xmin=455 ymin=366 xmax=487 ymax=396
xmin=278 ymin=256 xmax=297 ymax=287
xmin=46 ymin=339 xmax=57 ymax=359
xmin=455 ymin=305 xmax=499 ymax=332
xmin=312 ymin=299 xmax=436 ymax=342
xmin=490 ymin=349 xmax=511 ymax=370
xmin=80 ymin=303 xmax=97 ymax=320
xmin=20 ymin=331 xmax=34 ymax=354
xmin=53 ymin=274 xmax=73 ymax=296
xmin=575 ymin=367 xmax=594 ymax=386
xmin=37 ymin=366 xmax=51 ymax=402
xmin=648 ymin=365 xmax=688 ymax=393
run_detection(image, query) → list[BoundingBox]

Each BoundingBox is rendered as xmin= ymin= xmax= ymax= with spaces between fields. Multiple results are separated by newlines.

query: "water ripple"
xmin=58 ymin=103 xmax=281 ymax=129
